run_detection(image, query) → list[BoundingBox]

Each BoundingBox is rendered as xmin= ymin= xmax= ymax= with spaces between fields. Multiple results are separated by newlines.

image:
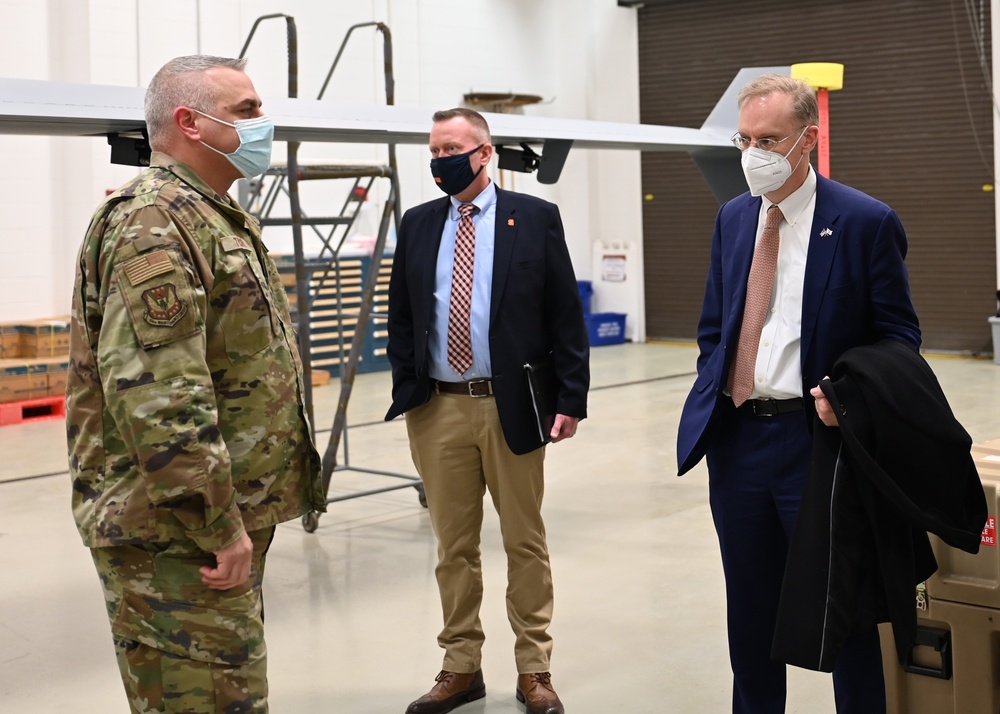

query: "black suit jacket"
xmin=384 ymin=186 xmax=589 ymax=455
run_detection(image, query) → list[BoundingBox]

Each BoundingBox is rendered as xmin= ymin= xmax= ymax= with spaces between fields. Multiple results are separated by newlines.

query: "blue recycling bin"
xmin=586 ymin=312 xmax=626 ymax=346
xmin=577 ymin=280 xmax=593 ymax=315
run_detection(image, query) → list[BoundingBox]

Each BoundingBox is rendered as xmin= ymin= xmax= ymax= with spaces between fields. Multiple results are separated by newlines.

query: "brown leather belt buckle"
xmin=434 ymin=378 xmax=495 ymax=397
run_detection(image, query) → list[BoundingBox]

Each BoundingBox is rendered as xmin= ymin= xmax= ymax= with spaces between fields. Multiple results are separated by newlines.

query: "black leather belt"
xmin=743 ymin=397 xmax=804 ymax=417
xmin=434 ymin=378 xmax=494 ymax=398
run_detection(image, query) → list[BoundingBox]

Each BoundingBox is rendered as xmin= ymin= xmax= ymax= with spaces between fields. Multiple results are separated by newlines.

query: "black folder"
xmin=524 ymin=358 xmax=557 ymax=445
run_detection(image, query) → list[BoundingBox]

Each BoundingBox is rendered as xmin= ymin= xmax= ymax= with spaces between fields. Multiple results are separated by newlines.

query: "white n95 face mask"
xmin=194 ymin=109 xmax=274 ymax=178
xmin=740 ymin=126 xmax=808 ymax=197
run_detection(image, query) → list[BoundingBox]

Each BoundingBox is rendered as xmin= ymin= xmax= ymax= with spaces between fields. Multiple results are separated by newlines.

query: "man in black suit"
xmin=386 ymin=107 xmax=589 ymax=714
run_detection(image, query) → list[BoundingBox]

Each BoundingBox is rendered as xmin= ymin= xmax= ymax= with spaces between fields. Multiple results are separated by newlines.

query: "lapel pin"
xmin=508 ymin=218 xmax=515 ymax=227
xmin=820 ymin=228 xmax=833 ymax=237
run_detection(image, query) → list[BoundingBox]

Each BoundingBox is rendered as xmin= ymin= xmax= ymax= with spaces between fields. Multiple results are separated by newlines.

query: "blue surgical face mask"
xmin=194 ymin=109 xmax=274 ymax=178
xmin=430 ymin=144 xmax=485 ymax=195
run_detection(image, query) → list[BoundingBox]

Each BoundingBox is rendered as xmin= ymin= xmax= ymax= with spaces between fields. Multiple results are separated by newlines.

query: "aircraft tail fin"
xmin=694 ymin=66 xmax=791 ymax=203
xmin=699 ymin=66 xmax=791 ymax=139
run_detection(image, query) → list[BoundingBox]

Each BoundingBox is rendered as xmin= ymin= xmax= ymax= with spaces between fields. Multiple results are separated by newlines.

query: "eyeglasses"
xmin=730 ymin=127 xmax=806 ymax=152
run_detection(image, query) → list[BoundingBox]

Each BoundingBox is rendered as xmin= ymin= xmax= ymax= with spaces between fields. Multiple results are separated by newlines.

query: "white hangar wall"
xmin=0 ymin=0 xmax=644 ymax=337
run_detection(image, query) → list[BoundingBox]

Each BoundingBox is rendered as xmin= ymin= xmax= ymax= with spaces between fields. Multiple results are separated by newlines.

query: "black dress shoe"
xmin=516 ymin=672 xmax=564 ymax=714
xmin=405 ymin=670 xmax=486 ymax=714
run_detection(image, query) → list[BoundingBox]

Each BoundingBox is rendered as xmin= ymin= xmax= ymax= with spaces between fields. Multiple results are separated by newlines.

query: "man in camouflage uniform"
xmin=66 ymin=55 xmax=325 ymax=714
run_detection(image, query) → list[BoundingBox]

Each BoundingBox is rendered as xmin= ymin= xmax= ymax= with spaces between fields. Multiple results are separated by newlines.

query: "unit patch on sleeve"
xmin=141 ymin=283 xmax=188 ymax=327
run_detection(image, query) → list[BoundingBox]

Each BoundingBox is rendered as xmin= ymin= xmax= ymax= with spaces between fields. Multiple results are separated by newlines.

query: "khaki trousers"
xmin=91 ymin=527 xmax=275 ymax=714
xmin=406 ymin=391 xmax=553 ymax=674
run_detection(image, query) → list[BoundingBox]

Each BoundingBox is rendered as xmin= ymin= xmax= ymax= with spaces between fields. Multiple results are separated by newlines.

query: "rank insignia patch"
xmin=142 ymin=283 xmax=187 ymax=327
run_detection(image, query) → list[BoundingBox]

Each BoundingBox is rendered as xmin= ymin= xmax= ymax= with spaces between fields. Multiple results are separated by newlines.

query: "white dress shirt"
xmin=751 ymin=166 xmax=817 ymax=399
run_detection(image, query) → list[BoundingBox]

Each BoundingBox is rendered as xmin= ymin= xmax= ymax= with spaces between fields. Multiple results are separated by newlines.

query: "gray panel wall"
xmin=638 ymin=0 xmax=995 ymax=354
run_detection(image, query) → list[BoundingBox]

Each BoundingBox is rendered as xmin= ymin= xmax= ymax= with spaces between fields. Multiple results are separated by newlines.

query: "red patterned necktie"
xmin=447 ymin=202 xmax=477 ymax=374
xmin=729 ymin=204 xmax=783 ymax=407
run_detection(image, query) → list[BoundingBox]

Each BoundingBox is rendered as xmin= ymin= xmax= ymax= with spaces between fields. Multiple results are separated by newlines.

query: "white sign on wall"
xmin=602 ymin=254 xmax=627 ymax=282
xmin=591 ymin=240 xmax=644 ymax=342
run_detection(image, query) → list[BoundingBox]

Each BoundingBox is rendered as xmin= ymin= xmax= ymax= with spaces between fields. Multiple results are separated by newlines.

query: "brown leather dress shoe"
xmin=405 ymin=670 xmax=486 ymax=714
xmin=516 ymin=672 xmax=564 ymax=714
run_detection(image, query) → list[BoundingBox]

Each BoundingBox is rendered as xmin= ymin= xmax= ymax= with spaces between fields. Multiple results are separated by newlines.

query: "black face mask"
xmin=430 ymin=144 xmax=485 ymax=195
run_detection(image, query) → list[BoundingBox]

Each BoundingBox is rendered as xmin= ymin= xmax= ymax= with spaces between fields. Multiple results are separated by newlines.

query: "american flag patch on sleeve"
xmin=122 ymin=250 xmax=174 ymax=286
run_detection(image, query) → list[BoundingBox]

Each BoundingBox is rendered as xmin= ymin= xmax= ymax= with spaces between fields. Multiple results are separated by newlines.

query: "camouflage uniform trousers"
xmin=91 ymin=527 xmax=275 ymax=714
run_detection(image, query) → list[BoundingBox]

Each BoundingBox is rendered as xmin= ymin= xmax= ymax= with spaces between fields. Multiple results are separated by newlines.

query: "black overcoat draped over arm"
xmin=773 ymin=339 xmax=987 ymax=671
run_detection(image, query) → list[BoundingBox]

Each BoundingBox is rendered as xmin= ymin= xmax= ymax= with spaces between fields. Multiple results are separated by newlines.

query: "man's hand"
xmin=810 ymin=379 xmax=840 ymax=428
xmin=200 ymin=531 xmax=253 ymax=590
xmin=549 ymin=414 xmax=579 ymax=443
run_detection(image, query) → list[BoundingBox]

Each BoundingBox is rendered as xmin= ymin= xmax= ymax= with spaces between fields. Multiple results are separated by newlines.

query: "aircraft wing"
xmin=0 ymin=78 xmax=147 ymax=138
xmin=0 ymin=66 xmax=788 ymax=200
xmin=0 ymin=76 xmax=727 ymax=149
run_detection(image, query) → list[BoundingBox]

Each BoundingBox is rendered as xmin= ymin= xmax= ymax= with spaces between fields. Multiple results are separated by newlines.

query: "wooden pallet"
xmin=0 ymin=395 xmax=65 ymax=426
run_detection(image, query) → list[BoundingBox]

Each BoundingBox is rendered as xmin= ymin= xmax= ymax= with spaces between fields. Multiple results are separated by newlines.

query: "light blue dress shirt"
xmin=428 ymin=181 xmax=497 ymax=382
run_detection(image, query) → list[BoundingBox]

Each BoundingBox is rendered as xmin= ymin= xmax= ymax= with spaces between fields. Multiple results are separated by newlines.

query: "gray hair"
xmin=737 ymin=73 xmax=819 ymax=126
xmin=144 ymin=55 xmax=247 ymax=147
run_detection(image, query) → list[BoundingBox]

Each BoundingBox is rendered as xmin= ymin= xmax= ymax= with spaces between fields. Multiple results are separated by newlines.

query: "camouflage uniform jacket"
xmin=67 ymin=152 xmax=325 ymax=552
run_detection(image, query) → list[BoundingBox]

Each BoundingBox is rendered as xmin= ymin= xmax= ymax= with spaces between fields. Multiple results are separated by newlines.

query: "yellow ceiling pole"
xmin=791 ymin=63 xmax=844 ymax=178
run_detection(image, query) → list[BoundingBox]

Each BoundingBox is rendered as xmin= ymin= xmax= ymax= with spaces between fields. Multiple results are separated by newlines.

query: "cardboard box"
xmin=0 ymin=360 xmax=48 ymax=403
xmin=19 ymin=319 xmax=71 ymax=358
xmin=0 ymin=322 xmax=21 ymax=359
xmin=36 ymin=356 xmax=69 ymax=398
xmin=0 ymin=317 xmax=72 ymax=359
xmin=0 ymin=361 xmax=25 ymax=402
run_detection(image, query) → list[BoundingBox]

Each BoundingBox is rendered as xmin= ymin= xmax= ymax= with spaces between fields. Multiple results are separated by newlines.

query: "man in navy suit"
xmin=386 ymin=108 xmax=589 ymax=714
xmin=676 ymin=74 xmax=920 ymax=713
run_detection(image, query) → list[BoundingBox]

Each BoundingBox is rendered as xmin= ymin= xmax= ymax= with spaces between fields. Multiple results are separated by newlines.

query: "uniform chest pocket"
xmin=211 ymin=236 xmax=275 ymax=361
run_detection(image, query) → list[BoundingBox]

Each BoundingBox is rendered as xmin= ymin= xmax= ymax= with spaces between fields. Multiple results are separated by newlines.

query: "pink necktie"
xmin=447 ymin=203 xmax=476 ymax=375
xmin=729 ymin=205 xmax=783 ymax=407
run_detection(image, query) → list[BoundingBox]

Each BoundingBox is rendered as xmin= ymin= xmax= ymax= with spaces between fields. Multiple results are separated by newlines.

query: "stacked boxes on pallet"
xmin=0 ymin=318 xmax=71 ymax=403
xmin=880 ymin=437 xmax=1000 ymax=713
xmin=271 ymin=254 xmax=392 ymax=377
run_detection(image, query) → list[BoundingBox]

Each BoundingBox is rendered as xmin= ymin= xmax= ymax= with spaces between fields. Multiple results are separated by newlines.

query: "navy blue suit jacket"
xmin=384 ymin=186 xmax=590 ymax=455
xmin=676 ymin=173 xmax=921 ymax=475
